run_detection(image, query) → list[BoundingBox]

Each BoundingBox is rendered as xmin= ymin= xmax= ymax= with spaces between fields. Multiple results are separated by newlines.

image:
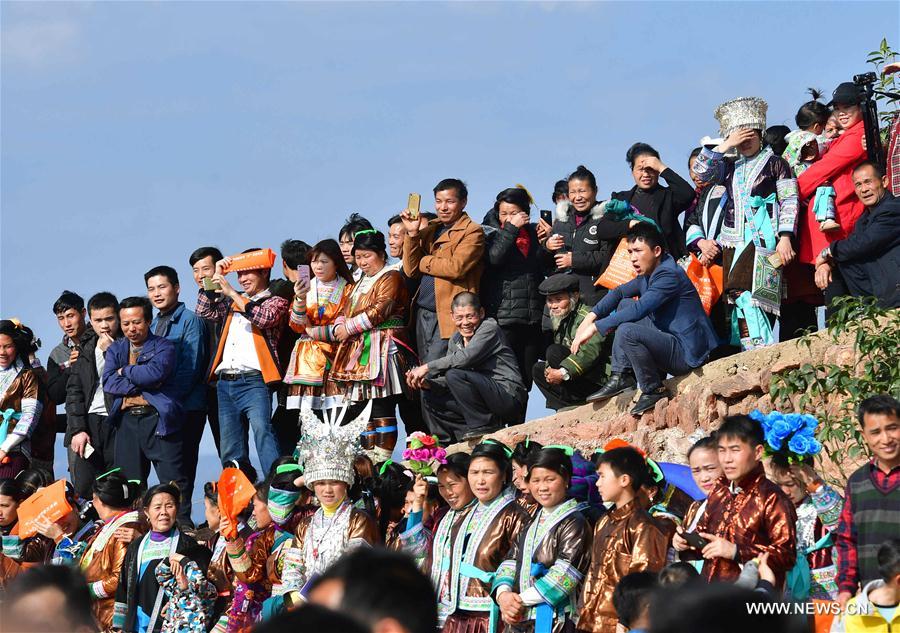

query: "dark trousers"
xmin=271 ymin=406 xmax=301 ymax=457
xmin=532 ymin=344 xmax=601 ymax=410
xmin=206 ymin=386 xmax=221 ymax=453
xmin=397 ymin=390 xmax=427 ymax=435
xmin=611 ymin=322 xmax=693 ymax=391
xmin=824 ymin=267 xmax=850 ymax=321
xmin=68 ymin=413 xmax=117 ymax=499
xmin=416 ymin=308 xmax=448 ymax=434
xmin=180 ymin=410 xmax=206 ymax=526
xmin=423 ymin=368 xmax=522 ymax=443
xmin=779 ymin=302 xmax=819 ymax=342
xmin=114 ymin=409 xmax=190 ymax=524
xmin=499 ymin=323 xmax=542 ymax=391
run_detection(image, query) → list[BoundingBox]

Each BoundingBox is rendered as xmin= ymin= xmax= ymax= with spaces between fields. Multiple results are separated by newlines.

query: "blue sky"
xmin=2 ymin=1 xmax=896 ymax=517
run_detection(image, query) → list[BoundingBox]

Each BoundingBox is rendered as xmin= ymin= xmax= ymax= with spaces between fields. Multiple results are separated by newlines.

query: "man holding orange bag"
xmin=571 ymin=224 xmax=719 ymax=415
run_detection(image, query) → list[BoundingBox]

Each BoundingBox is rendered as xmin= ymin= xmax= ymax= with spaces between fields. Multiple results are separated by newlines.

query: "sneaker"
xmin=586 ymin=373 xmax=637 ymax=402
xmin=819 ymin=219 xmax=841 ymax=232
xmin=630 ymin=386 xmax=670 ymax=415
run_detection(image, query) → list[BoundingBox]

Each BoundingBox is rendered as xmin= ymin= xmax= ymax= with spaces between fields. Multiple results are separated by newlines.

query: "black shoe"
xmin=586 ymin=373 xmax=637 ymax=402
xmin=461 ymin=425 xmax=503 ymax=442
xmin=630 ymin=386 xmax=669 ymax=415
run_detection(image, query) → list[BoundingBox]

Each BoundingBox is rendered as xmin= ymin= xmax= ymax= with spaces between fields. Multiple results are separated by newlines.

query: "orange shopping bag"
xmin=17 ymin=479 xmax=72 ymax=539
xmin=683 ymin=254 xmax=723 ymax=316
xmin=222 ymin=248 xmax=277 ymax=273
xmin=595 ymin=238 xmax=637 ymax=289
xmin=217 ymin=467 xmax=255 ymax=539
xmin=811 ymin=600 xmax=838 ymax=633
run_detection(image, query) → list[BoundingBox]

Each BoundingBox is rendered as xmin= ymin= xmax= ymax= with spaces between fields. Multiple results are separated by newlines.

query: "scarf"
xmin=515 ymin=227 xmax=531 ymax=258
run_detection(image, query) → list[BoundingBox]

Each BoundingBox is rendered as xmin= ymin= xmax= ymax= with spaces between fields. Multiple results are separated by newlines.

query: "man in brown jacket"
xmin=401 ymin=178 xmax=485 ymax=430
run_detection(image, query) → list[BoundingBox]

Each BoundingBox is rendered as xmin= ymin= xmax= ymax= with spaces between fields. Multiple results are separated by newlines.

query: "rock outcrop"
xmin=453 ymin=328 xmax=862 ymax=470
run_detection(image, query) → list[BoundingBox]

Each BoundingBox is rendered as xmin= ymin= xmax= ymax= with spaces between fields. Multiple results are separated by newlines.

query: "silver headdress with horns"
xmin=714 ymin=97 xmax=768 ymax=138
xmin=296 ymin=402 xmax=371 ymax=488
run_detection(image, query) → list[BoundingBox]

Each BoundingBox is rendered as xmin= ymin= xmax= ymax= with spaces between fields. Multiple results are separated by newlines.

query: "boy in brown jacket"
xmin=578 ymin=447 xmax=668 ymax=633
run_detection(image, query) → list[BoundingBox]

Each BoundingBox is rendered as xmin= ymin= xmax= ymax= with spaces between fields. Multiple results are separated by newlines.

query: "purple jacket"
xmin=102 ymin=333 xmax=184 ymax=436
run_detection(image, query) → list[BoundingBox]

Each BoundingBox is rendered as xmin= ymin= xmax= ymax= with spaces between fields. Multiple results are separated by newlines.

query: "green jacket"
xmin=553 ymin=301 xmax=611 ymax=383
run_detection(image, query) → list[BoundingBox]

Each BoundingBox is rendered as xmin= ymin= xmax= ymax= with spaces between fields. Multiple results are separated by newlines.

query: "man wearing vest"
xmin=197 ymin=250 xmax=288 ymax=476
xmin=836 ymin=395 xmax=900 ymax=610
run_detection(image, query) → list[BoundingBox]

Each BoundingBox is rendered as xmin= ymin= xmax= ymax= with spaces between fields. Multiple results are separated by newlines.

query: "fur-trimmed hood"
xmin=555 ymin=199 xmax=609 ymax=223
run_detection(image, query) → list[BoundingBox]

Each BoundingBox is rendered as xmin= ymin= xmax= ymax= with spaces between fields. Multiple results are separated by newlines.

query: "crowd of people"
xmin=0 ymin=79 xmax=899 ymax=633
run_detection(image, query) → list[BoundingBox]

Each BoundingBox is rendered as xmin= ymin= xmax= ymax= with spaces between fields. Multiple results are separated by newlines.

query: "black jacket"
xmin=832 ymin=191 xmax=900 ymax=308
xmin=548 ymin=201 xmax=630 ymax=305
xmin=46 ymin=328 xmax=95 ymax=406
xmin=480 ymin=210 xmax=551 ymax=326
xmin=611 ymin=167 xmax=695 ymax=259
xmin=115 ymin=531 xmax=211 ymax=633
xmin=64 ymin=328 xmax=119 ymax=443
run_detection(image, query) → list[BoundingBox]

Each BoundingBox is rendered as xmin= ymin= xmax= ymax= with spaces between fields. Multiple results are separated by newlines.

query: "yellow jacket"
xmin=842 ymin=581 xmax=900 ymax=633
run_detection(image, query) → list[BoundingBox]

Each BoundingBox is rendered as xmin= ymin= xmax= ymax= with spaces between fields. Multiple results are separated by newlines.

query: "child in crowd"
xmin=769 ymin=456 xmax=842 ymax=600
xmin=611 ymin=571 xmax=657 ymax=633
xmin=673 ymin=435 xmax=723 ymax=570
xmin=578 ymin=447 xmax=667 ymax=633
xmin=839 ymin=538 xmax=900 ymax=633
xmin=692 ymin=415 xmax=798 ymax=589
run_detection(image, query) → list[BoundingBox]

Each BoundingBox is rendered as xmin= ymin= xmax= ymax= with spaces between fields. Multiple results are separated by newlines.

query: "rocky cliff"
xmin=456 ymin=328 xmax=863 ymax=471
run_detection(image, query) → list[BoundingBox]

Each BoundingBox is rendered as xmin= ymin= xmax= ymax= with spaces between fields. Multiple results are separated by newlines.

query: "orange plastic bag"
xmin=811 ymin=600 xmax=838 ymax=633
xmin=222 ymin=248 xmax=277 ymax=273
xmin=17 ymin=479 xmax=72 ymax=539
xmin=595 ymin=238 xmax=637 ymax=289
xmin=683 ymin=254 xmax=723 ymax=316
xmin=217 ymin=467 xmax=255 ymax=539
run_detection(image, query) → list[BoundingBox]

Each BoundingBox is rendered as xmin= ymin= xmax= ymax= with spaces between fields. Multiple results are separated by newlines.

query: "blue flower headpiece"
xmin=749 ymin=409 xmax=822 ymax=463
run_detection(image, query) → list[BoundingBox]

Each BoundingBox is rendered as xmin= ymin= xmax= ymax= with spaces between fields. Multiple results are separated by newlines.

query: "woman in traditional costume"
xmin=329 ymin=229 xmax=412 ymax=462
xmin=277 ymin=406 xmax=378 ymax=607
xmin=398 ymin=453 xmax=475 ymax=627
xmin=203 ymin=461 xmax=257 ymax=633
xmin=0 ymin=477 xmax=54 ymax=588
xmin=0 ymin=320 xmax=45 ymax=478
xmin=220 ymin=469 xmax=302 ymax=632
xmin=492 ymin=447 xmax=592 ymax=633
xmin=692 ymin=97 xmax=800 ymax=350
xmin=283 ymin=239 xmax=354 ymax=413
xmin=113 ymin=483 xmax=210 ymax=633
xmin=441 ymin=440 xmax=531 ymax=633
xmin=38 ymin=471 xmax=145 ymax=630
xmin=511 ymin=439 xmax=542 ymax=518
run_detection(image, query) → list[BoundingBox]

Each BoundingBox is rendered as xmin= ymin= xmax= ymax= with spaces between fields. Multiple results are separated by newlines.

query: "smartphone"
xmin=683 ymin=530 xmax=709 ymax=550
xmin=407 ymin=193 xmax=421 ymax=220
xmin=83 ymin=443 xmax=95 ymax=459
xmin=540 ymin=209 xmax=553 ymax=226
xmin=297 ymin=264 xmax=310 ymax=286
xmin=202 ymin=277 xmax=222 ymax=291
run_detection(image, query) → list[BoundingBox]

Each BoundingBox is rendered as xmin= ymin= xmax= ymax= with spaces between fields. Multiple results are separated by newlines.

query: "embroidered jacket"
xmin=492 ymin=499 xmax=592 ymax=633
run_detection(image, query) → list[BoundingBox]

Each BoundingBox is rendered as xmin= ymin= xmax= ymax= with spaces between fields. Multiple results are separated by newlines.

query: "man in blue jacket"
xmin=146 ymin=265 xmax=208 ymax=526
xmin=103 ymin=296 xmax=189 ymax=524
xmin=572 ymin=223 xmax=719 ymax=415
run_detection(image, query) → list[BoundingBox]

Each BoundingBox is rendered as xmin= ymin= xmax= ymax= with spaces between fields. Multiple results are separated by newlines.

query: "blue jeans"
xmin=217 ymin=373 xmax=280 ymax=476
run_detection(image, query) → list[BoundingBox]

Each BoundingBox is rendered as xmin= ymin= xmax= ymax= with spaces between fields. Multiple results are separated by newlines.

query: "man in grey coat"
xmin=406 ymin=292 xmax=526 ymax=443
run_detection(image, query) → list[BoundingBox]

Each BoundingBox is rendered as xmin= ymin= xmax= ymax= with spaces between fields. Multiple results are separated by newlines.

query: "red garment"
xmin=887 ymin=112 xmax=900 ymax=196
xmin=514 ymin=227 xmax=531 ymax=258
xmin=797 ymin=121 xmax=866 ymax=264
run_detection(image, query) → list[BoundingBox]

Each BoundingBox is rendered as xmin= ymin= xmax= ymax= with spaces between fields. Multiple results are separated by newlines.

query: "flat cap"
xmin=539 ymin=273 xmax=579 ymax=296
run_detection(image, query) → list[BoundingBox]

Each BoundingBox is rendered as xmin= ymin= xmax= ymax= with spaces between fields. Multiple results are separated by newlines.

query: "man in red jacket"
xmin=797 ymin=82 xmax=867 ymax=314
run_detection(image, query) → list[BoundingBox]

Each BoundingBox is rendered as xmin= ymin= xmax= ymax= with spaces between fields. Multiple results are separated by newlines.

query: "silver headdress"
xmin=297 ymin=402 xmax=371 ymax=488
xmin=714 ymin=97 xmax=768 ymax=138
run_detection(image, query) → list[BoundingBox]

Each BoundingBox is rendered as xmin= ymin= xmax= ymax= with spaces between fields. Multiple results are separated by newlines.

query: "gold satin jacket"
xmin=695 ymin=463 xmax=797 ymax=589
xmin=578 ymin=499 xmax=668 ymax=633
xmin=81 ymin=515 xmax=145 ymax=630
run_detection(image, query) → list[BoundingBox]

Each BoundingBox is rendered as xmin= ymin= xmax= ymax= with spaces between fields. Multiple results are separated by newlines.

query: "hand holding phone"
xmin=202 ymin=277 xmax=222 ymax=292
xmin=407 ymin=193 xmax=421 ymax=220
xmin=683 ymin=530 xmax=709 ymax=550
xmin=540 ymin=209 xmax=553 ymax=226
xmin=297 ymin=264 xmax=310 ymax=286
